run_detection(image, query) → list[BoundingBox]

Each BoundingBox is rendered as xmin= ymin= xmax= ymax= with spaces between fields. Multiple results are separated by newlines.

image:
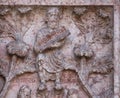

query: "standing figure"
xmin=34 ymin=7 xmax=70 ymax=91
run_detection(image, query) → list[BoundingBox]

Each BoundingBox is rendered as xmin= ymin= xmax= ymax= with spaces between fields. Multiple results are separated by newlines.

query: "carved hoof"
xmin=38 ymin=83 xmax=46 ymax=91
xmin=55 ymin=83 xmax=62 ymax=90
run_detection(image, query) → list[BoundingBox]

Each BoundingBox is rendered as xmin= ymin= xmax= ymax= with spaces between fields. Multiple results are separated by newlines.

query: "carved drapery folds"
xmin=0 ymin=6 xmax=113 ymax=98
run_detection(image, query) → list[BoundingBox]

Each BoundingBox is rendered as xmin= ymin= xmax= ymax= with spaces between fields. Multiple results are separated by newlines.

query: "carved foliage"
xmin=73 ymin=6 xmax=113 ymax=97
xmin=0 ymin=6 xmax=114 ymax=98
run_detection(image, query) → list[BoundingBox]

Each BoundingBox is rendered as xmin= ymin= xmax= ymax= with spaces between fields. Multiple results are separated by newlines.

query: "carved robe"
xmin=34 ymin=26 xmax=69 ymax=81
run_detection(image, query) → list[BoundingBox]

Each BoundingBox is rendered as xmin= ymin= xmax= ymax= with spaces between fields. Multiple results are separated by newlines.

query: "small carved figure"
xmin=34 ymin=7 xmax=70 ymax=91
xmin=18 ymin=85 xmax=31 ymax=98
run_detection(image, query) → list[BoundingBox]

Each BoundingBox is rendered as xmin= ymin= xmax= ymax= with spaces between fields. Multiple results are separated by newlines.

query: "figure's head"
xmin=46 ymin=7 xmax=61 ymax=29
xmin=18 ymin=85 xmax=31 ymax=98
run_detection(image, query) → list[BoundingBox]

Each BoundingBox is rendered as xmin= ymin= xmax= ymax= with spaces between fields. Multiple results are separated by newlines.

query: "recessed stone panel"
xmin=0 ymin=5 xmax=115 ymax=98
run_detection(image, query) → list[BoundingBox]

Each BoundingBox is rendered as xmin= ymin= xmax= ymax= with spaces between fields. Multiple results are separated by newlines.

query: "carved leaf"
xmin=90 ymin=56 xmax=113 ymax=74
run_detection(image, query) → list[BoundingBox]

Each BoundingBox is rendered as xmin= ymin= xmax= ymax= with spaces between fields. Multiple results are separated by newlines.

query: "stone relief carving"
xmin=0 ymin=6 xmax=113 ymax=98
xmin=17 ymin=85 xmax=31 ymax=98
xmin=73 ymin=6 xmax=113 ymax=98
xmin=73 ymin=43 xmax=94 ymax=97
xmin=34 ymin=7 xmax=70 ymax=97
xmin=0 ymin=6 xmax=36 ymax=98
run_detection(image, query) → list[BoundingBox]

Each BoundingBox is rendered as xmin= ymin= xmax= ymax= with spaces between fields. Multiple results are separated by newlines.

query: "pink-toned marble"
xmin=0 ymin=1 xmax=119 ymax=98
xmin=0 ymin=0 xmax=115 ymax=5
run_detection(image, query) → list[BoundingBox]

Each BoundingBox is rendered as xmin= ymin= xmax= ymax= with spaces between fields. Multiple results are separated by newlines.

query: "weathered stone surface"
xmin=0 ymin=0 xmax=115 ymax=5
xmin=0 ymin=1 xmax=119 ymax=98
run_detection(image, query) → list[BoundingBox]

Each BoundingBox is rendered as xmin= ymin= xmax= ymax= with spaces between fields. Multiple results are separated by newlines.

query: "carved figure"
xmin=34 ymin=7 xmax=70 ymax=91
xmin=18 ymin=85 xmax=31 ymax=98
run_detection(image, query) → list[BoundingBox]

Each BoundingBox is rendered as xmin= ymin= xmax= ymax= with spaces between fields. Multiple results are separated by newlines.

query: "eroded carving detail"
xmin=73 ymin=7 xmax=113 ymax=98
xmin=0 ymin=7 xmax=36 ymax=98
xmin=18 ymin=85 xmax=31 ymax=98
xmin=0 ymin=6 xmax=114 ymax=98
xmin=73 ymin=43 xmax=94 ymax=97
xmin=0 ymin=6 xmax=10 ymax=16
xmin=17 ymin=6 xmax=32 ymax=14
xmin=34 ymin=7 xmax=70 ymax=97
